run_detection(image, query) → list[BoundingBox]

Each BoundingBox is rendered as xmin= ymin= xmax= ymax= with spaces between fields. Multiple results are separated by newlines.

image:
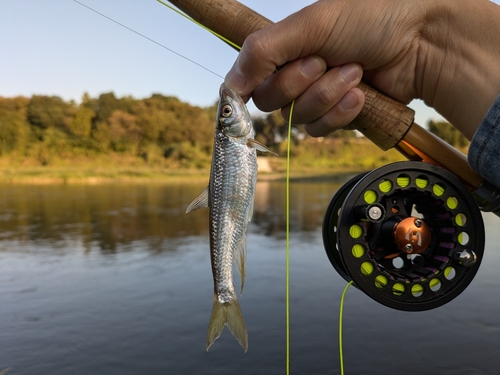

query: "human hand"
xmin=224 ymin=0 xmax=500 ymax=139
xmin=248 ymin=55 xmax=366 ymax=137
xmin=225 ymin=0 xmax=422 ymax=136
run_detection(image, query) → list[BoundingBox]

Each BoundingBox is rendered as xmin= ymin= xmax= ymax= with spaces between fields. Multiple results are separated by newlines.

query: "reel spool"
xmin=323 ymin=161 xmax=485 ymax=311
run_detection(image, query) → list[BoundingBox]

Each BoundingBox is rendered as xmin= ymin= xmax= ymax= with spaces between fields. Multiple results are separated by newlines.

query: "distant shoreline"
xmin=0 ymin=137 xmax=412 ymax=184
xmin=0 ymin=165 xmax=369 ymax=185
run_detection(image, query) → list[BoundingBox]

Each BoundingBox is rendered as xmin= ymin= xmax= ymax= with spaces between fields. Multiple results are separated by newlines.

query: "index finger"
xmin=224 ymin=4 xmax=334 ymax=96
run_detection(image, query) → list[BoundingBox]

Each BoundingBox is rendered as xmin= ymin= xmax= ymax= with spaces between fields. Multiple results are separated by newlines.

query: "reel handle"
xmin=167 ymin=0 xmax=500 ymax=216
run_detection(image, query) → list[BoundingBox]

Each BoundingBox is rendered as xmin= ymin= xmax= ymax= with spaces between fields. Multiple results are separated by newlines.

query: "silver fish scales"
xmin=186 ymin=83 xmax=276 ymax=352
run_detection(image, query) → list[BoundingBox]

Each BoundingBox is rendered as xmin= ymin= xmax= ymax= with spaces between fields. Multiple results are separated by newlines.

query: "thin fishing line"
xmin=285 ymin=101 xmax=295 ymax=375
xmin=339 ymin=280 xmax=353 ymax=375
xmin=72 ymin=0 xmax=224 ymax=79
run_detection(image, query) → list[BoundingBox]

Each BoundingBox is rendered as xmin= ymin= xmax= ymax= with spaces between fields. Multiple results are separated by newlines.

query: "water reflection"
xmin=1 ymin=179 xmax=499 ymax=375
xmin=0 ymin=179 xmax=345 ymax=253
xmin=0 ymin=183 xmax=208 ymax=252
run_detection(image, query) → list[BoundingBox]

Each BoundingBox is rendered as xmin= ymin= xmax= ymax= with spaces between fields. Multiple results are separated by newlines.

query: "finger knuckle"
xmin=242 ymin=33 xmax=267 ymax=57
xmin=274 ymin=76 xmax=296 ymax=102
xmin=314 ymin=84 xmax=337 ymax=107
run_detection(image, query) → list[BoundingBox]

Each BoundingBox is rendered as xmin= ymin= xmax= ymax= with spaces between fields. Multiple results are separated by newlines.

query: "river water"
xmin=0 ymin=179 xmax=499 ymax=375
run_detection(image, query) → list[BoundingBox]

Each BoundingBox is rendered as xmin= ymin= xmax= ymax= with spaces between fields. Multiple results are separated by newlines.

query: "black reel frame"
xmin=323 ymin=161 xmax=485 ymax=311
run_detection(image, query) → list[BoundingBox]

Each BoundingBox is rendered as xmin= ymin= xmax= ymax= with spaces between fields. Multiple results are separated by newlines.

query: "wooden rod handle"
xmin=167 ymin=0 xmax=272 ymax=48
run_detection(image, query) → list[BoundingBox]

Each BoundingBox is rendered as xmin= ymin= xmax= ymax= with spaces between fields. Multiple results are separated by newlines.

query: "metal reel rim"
xmin=337 ymin=161 xmax=485 ymax=311
xmin=323 ymin=173 xmax=367 ymax=282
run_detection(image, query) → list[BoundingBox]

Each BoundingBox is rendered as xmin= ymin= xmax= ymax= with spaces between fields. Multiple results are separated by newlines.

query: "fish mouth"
xmin=220 ymin=83 xmax=245 ymax=108
xmin=219 ymin=83 xmax=232 ymax=100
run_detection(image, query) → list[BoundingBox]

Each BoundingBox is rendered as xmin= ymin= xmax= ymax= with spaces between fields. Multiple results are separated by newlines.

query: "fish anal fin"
xmin=186 ymin=186 xmax=209 ymax=213
xmin=206 ymin=294 xmax=248 ymax=352
xmin=234 ymin=237 xmax=247 ymax=295
xmin=247 ymin=139 xmax=278 ymax=156
xmin=247 ymin=199 xmax=254 ymax=223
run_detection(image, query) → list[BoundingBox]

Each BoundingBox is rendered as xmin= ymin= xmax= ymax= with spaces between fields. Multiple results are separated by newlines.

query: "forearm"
xmin=417 ymin=0 xmax=500 ymax=139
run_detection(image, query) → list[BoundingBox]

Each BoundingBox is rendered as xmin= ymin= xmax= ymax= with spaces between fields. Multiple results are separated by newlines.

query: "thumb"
xmin=224 ymin=30 xmax=283 ymax=96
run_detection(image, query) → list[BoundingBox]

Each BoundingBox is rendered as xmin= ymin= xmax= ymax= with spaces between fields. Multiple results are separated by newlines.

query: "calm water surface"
xmin=0 ymin=179 xmax=499 ymax=375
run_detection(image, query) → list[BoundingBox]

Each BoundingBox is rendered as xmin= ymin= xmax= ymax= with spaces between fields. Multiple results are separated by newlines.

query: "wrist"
xmin=416 ymin=0 xmax=500 ymax=138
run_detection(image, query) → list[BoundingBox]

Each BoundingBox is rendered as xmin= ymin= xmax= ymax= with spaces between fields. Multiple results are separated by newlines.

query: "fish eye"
xmin=221 ymin=104 xmax=233 ymax=118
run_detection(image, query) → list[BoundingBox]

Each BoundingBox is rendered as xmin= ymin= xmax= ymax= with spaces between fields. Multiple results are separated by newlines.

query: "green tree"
xmin=93 ymin=92 xmax=135 ymax=125
xmin=92 ymin=121 xmax=111 ymax=151
xmin=253 ymin=110 xmax=307 ymax=153
xmin=0 ymin=96 xmax=30 ymax=118
xmin=27 ymin=95 xmax=69 ymax=130
xmin=108 ymin=110 xmax=142 ymax=153
xmin=428 ymin=120 xmax=469 ymax=148
xmin=0 ymin=110 xmax=30 ymax=155
xmin=0 ymin=92 xmax=241 ymax=168
xmin=69 ymin=105 xmax=94 ymax=137
xmin=133 ymin=95 xmax=172 ymax=142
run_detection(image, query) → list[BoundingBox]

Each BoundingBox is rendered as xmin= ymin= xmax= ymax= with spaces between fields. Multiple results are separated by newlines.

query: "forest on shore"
xmin=0 ymin=92 xmax=469 ymax=181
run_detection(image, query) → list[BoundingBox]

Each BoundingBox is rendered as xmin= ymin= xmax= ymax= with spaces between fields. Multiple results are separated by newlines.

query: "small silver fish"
xmin=186 ymin=83 xmax=276 ymax=352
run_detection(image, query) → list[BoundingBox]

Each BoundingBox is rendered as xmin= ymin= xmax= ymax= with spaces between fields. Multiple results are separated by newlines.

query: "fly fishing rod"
xmin=166 ymin=0 xmax=500 ymax=310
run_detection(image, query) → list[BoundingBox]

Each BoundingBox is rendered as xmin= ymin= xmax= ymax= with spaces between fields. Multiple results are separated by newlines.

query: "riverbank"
xmin=0 ymin=138 xmax=408 ymax=184
xmin=0 ymin=165 xmax=372 ymax=184
xmin=0 ymin=166 xmax=210 ymax=184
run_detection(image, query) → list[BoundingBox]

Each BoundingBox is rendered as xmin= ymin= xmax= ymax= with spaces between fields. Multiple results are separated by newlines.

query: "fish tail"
xmin=206 ymin=294 xmax=248 ymax=352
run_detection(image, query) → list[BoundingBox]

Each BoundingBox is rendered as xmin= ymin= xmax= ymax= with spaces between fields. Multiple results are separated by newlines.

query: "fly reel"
xmin=323 ymin=161 xmax=485 ymax=311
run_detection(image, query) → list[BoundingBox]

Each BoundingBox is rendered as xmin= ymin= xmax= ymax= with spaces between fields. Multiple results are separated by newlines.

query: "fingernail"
xmin=300 ymin=56 xmax=325 ymax=78
xmin=339 ymin=91 xmax=359 ymax=111
xmin=339 ymin=63 xmax=362 ymax=83
xmin=224 ymin=65 xmax=248 ymax=95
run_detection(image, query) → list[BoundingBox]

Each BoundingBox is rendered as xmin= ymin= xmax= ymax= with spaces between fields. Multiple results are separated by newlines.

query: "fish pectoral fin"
xmin=234 ymin=237 xmax=247 ymax=295
xmin=206 ymin=294 xmax=248 ymax=352
xmin=247 ymin=139 xmax=279 ymax=156
xmin=186 ymin=186 xmax=209 ymax=213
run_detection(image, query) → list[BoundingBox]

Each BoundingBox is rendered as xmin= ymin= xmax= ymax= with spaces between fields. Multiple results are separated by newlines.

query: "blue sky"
xmin=1 ymin=0 xmax=498 ymax=126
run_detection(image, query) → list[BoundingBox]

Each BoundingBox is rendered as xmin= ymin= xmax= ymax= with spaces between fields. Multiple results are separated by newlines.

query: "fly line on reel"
xmin=324 ymin=161 xmax=485 ymax=311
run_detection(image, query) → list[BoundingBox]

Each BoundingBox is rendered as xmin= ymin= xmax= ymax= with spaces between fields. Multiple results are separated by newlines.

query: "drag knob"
xmin=393 ymin=217 xmax=431 ymax=254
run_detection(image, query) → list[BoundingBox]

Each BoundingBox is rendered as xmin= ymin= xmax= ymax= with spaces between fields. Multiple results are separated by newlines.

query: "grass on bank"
xmin=0 ymin=138 xmax=408 ymax=184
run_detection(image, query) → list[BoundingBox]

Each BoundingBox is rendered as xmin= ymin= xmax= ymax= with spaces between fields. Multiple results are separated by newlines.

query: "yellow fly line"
xmin=157 ymin=0 xmax=241 ymax=51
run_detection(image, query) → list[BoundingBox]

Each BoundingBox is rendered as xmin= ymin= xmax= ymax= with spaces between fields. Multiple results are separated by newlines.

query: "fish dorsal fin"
xmin=247 ymin=139 xmax=279 ymax=156
xmin=234 ymin=236 xmax=247 ymax=295
xmin=186 ymin=186 xmax=209 ymax=213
